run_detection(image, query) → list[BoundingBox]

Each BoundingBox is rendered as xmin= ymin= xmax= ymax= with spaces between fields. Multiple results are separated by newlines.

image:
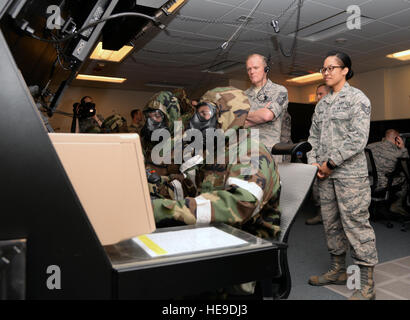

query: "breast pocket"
xmin=330 ymin=112 xmax=351 ymax=137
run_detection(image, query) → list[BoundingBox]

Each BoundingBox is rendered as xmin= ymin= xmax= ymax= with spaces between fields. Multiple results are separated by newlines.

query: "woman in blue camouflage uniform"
xmin=307 ymin=51 xmax=378 ymax=300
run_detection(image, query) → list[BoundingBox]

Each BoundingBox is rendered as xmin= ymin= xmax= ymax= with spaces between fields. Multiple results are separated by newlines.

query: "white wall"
xmin=285 ymin=64 xmax=410 ymax=121
xmin=349 ymin=69 xmax=386 ymax=121
xmin=48 ymin=63 xmax=410 ymax=132
xmin=48 ymin=87 xmax=156 ymax=132
xmin=385 ymin=64 xmax=410 ymax=120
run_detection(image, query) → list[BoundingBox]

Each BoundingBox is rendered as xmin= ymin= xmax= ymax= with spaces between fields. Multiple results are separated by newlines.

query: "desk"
xmin=104 ymin=224 xmax=278 ymax=299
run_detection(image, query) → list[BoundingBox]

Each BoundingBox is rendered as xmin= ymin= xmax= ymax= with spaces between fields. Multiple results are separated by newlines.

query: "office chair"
xmin=258 ymin=142 xmax=316 ymax=299
xmin=271 ymin=141 xmax=312 ymax=163
xmin=365 ymin=148 xmax=403 ymax=228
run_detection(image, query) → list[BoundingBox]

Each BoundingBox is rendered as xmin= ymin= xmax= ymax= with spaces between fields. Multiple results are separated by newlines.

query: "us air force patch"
xmin=361 ymin=103 xmax=371 ymax=115
xmin=276 ymin=92 xmax=287 ymax=106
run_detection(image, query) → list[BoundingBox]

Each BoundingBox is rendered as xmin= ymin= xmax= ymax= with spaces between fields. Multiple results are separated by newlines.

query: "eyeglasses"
xmin=319 ymin=65 xmax=345 ymax=74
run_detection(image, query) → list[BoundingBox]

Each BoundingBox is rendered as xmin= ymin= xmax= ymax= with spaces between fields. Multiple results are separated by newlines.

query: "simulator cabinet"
xmin=0 ymin=0 xmax=279 ymax=299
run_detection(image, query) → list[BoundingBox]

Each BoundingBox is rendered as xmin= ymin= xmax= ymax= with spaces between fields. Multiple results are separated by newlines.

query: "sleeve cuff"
xmin=267 ymin=103 xmax=282 ymax=119
xmin=330 ymin=152 xmax=344 ymax=167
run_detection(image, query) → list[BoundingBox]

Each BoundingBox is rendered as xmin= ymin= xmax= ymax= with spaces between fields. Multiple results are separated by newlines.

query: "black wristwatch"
xmin=326 ymin=159 xmax=336 ymax=170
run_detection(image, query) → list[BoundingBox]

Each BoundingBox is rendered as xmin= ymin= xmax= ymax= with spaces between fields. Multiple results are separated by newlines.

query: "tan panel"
xmin=49 ymin=133 xmax=155 ymax=245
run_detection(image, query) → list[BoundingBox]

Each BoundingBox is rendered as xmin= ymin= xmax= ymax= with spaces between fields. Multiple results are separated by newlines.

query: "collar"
xmin=324 ymin=81 xmax=350 ymax=104
xmin=247 ymin=79 xmax=273 ymax=97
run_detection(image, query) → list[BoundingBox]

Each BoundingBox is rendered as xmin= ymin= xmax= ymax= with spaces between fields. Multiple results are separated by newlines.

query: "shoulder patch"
xmin=361 ymin=102 xmax=371 ymax=115
xmin=276 ymin=92 xmax=287 ymax=106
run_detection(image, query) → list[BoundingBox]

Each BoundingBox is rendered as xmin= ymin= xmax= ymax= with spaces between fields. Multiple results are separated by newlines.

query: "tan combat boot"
xmin=308 ymin=254 xmax=347 ymax=286
xmin=349 ymin=265 xmax=376 ymax=300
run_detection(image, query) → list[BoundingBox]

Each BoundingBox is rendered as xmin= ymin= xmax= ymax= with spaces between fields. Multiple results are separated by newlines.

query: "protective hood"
xmin=143 ymin=91 xmax=181 ymax=133
xmin=199 ymin=87 xmax=250 ymax=132
xmin=101 ymin=114 xmax=128 ymax=133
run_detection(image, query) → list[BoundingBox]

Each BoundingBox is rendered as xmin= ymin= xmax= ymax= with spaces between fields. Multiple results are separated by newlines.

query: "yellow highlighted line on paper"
xmin=137 ymin=235 xmax=167 ymax=255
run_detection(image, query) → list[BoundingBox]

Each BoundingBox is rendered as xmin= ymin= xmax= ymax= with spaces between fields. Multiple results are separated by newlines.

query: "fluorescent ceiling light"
xmin=386 ymin=49 xmax=410 ymax=61
xmin=76 ymin=74 xmax=127 ymax=83
xmin=163 ymin=0 xmax=186 ymax=15
xmin=145 ymin=82 xmax=185 ymax=88
xmin=288 ymin=12 xmax=373 ymax=42
xmin=90 ymin=42 xmax=133 ymax=62
xmin=286 ymin=73 xmax=323 ymax=84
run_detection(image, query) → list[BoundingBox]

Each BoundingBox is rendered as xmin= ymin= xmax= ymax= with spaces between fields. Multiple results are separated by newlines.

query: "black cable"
xmin=27 ymin=12 xmax=160 ymax=44
xmin=277 ymin=0 xmax=303 ymax=58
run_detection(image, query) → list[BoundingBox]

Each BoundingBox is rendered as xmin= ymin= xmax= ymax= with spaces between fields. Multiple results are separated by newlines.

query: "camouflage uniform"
xmin=141 ymin=91 xmax=181 ymax=176
xmin=79 ymin=114 xmax=104 ymax=133
xmin=367 ymin=139 xmax=409 ymax=189
xmin=173 ymin=88 xmax=195 ymax=129
xmin=128 ymin=122 xmax=144 ymax=134
xmin=307 ymin=82 xmax=378 ymax=267
xmin=153 ymin=87 xmax=282 ymax=240
xmin=101 ymin=114 xmax=128 ymax=133
xmin=280 ymin=109 xmax=293 ymax=163
xmin=245 ymin=79 xmax=289 ymax=164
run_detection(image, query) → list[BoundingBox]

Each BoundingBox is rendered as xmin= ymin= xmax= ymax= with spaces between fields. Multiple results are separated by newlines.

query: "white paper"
xmin=133 ymin=227 xmax=248 ymax=257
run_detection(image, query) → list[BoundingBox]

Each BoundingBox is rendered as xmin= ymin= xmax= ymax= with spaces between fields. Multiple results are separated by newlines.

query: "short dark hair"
xmin=385 ymin=129 xmax=399 ymax=139
xmin=131 ymin=109 xmax=141 ymax=118
xmin=80 ymin=96 xmax=93 ymax=104
xmin=325 ymin=51 xmax=354 ymax=80
xmin=316 ymin=83 xmax=329 ymax=91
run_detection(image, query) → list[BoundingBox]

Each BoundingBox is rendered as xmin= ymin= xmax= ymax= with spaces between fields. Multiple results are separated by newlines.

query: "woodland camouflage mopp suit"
xmin=152 ymin=87 xmax=282 ymax=240
xmin=140 ymin=91 xmax=182 ymax=176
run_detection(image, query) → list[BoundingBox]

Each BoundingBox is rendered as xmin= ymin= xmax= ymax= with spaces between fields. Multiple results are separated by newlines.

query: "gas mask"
xmin=141 ymin=109 xmax=168 ymax=141
xmin=189 ymin=102 xmax=218 ymax=134
xmin=143 ymin=109 xmax=167 ymax=131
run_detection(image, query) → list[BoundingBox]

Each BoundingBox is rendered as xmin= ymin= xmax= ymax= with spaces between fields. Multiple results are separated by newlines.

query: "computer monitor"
xmin=49 ymin=133 xmax=155 ymax=245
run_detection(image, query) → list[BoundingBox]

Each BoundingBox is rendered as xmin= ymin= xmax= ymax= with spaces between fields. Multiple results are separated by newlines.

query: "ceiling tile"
xmin=372 ymin=28 xmax=410 ymax=44
xmin=309 ymin=0 xmax=371 ymax=11
xmin=366 ymin=41 xmax=410 ymax=56
xmin=344 ymin=21 xmax=399 ymax=39
xmin=359 ymin=0 xmax=410 ymax=19
xmin=197 ymin=23 xmax=241 ymax=40
xmin=206 ymin=0 xmax=246 ymax=6
xmin=151 ymin=29 xmax=197 ymax=43
xmin=177 ymin=0 xmax=235 ymax=19
xmin=166 ymin=16 xmax=208 ymax=33
xmin=315 ymin=31 xmax=367 ymax=47
xmin=82 ymin=0 xmax=410 ymax=92
xmin=239 ymin=0 xmax=301 ymax=16
xmin=379 ymin=7 xmax=410 ymax=28
xmin=235 ymin=29 xmax=273 ymax=45
xmin=298 ymin=1 xmax=344 ymax=24
xmin=141 ymin=40 xmax=178 ymax=52
xmin=344 ymin=38 xmax=390 ymax=51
